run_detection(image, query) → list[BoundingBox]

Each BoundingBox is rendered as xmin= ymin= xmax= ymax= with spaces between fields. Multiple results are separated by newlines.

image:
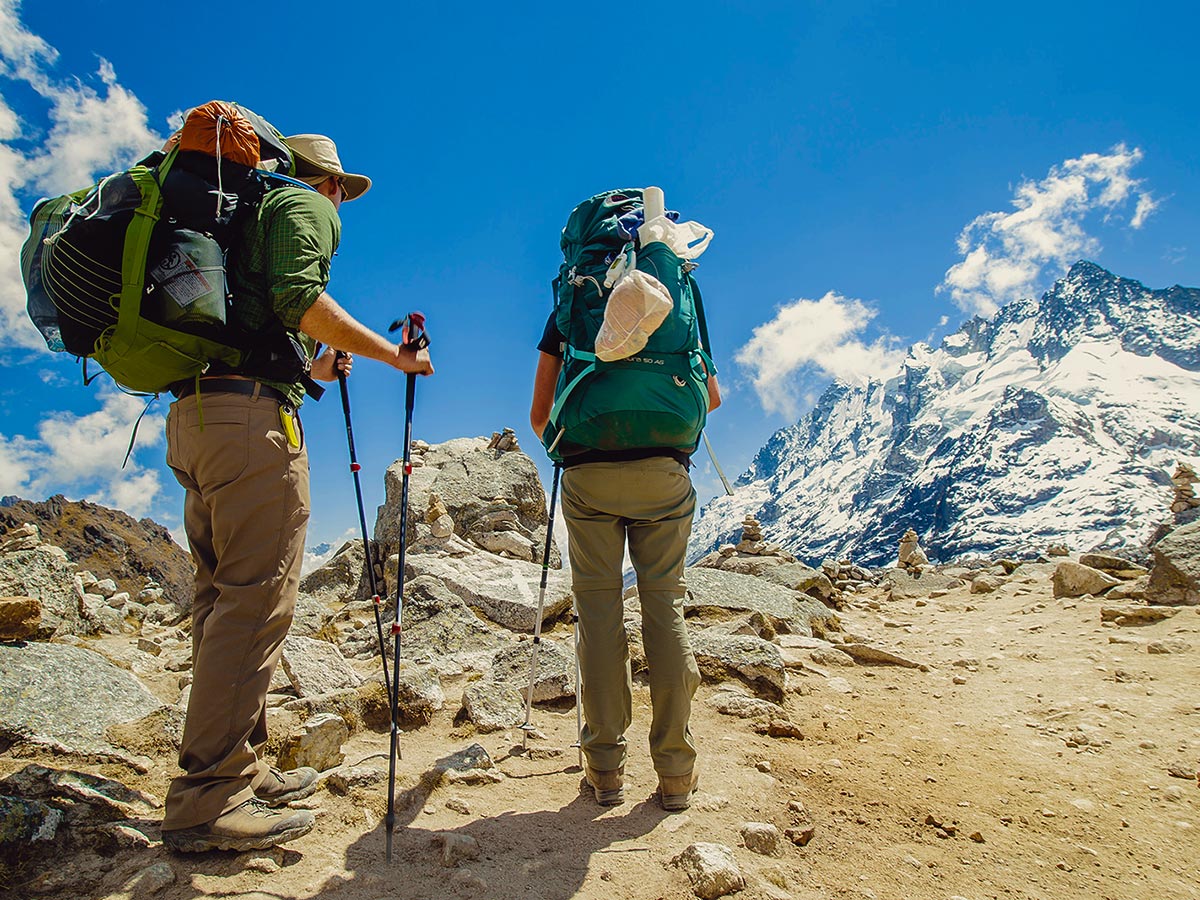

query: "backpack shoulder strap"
xmin=689 ymin=273 xmax=717 ymax=376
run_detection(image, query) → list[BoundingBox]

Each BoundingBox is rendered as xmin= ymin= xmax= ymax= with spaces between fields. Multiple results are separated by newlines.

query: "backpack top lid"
xmin=560 ymin=188 xmax=644 ymax=260
xmin=178 ymin=101 xmax=294 ymax=175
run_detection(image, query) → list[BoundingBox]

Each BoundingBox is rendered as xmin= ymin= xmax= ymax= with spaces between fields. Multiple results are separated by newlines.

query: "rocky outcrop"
xmin=1147 ymin=519 xmax=1200 ymax=605
xmin=684 ymin=567 xmax=838 ymax=637
xmin=0 ymin=495 xmax=194 ymax=607
xmin=405 ymin=551 xmax=572 ymax=633
xmin=375 ymin=437 xmax=559 ymax=571
xmin=0 ymin=642 xmax=162 ymax=756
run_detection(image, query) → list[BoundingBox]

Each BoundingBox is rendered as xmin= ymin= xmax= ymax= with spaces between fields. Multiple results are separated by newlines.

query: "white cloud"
xmin=0 ymin=1 xmax=163 ymax=351
xmin=735 ymin=292 xmax=905 ymax=419
xmin=0 ymin=386 xmax=164 ymax=516
xmin=941 ymin=145 xmax=1157 ymax=317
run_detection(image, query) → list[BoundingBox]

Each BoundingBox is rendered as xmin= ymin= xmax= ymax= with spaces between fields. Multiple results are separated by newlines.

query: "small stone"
xmin=436 ymin=832 xmax=481 ymax=867
xmin=244 ymin=854 xmax=281 ymax=874
xmin=1167 ymin=763 xmax=1196 ymax=780
xmin=740 ymin=822 xmax=781 ymax=856
xmin=276 ymin=712 xmax=349 ymax=771
xmin=121 ymin=861 xmax=176 ymax=895
xmin=785 ymin=824 xmax=816 ymax=846
xmin=672 ymin=842 xmax=746 ymax=899
xmin=969 ymin=831 xmax=985 ymax=843
xmin=326 ymin=765 xmax=386 ymax=794
xmin=445 ymin=797 xmax=471 ymax=815
xmin=137 ymin=637 xmax=162 ymax=656
xmin=755 ymin=761 xmax=772 ymax=774
xmin=1147 ymin=639 xmax=1192 ymax=654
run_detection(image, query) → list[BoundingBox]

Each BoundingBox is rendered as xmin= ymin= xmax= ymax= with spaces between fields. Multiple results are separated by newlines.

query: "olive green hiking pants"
xmin=161 ymin=389 xmax=309 ymax=830
xmin=561 ymin=456 xmax=701 ymax=777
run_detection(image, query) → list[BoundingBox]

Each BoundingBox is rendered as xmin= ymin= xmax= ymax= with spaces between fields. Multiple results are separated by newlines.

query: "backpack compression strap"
xmin=105 ymin=149 xmax=179 ymax=374
xmin=546 ymin=345 xmax=715 ymax=430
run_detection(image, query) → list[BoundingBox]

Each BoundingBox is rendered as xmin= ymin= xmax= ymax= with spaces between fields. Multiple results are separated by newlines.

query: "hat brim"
xmin=289 ymin=143 xmax=372 ymax=202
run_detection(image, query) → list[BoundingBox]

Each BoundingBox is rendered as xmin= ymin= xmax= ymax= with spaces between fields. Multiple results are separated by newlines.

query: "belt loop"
xmin=251 ymin=381 xmax=262 ymax=401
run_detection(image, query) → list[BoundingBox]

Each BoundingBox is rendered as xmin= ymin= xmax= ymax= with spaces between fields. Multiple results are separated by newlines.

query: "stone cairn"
xmin=723 ymin=515 xmax=794 ymax=561
xmin=896 ymin=527 xmax=929 ymax=573
xmin=426 ymin=492 xmax=455 ymax=539
xmin=821 ymin=558 xmax=877 ymax=594
xmin=487 ymin=428 xmax=520 ymax=452
xmin=1170 ymin=462 xmax=1199 ymax=515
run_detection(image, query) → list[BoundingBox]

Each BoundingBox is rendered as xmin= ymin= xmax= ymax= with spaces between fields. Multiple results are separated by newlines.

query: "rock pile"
xmin=897 ymin=528 xmax=929 ymax=572
xmin=693 ymin=516 xmax=801 ymax=579
xmin=1170 ymin=462 xmax=1199 ymax=516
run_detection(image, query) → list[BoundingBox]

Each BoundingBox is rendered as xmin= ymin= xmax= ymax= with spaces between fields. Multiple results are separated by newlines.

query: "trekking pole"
xmin=382 ymin=312 xmax=429 ymax=864
xmin=335 ymin=351 xmax=392 ymax=709
xmin=571 ymin=595 xmax=583 ymax=769
xmin=519 ymin=463 xmax=562 ymax=750
xmin=703 ymin=432 xmax=735 ymax=496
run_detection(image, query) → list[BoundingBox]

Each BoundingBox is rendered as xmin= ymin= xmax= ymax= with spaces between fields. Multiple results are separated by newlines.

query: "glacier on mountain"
xmin=690 ymin=262 xmax=1200 ymax=567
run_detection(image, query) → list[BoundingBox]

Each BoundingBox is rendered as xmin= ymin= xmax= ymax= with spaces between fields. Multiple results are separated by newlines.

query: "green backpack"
xmin=542 ymin=188 xmax=715 ymax=461
xmin=21 ymin=101 xmax=295 ymax=394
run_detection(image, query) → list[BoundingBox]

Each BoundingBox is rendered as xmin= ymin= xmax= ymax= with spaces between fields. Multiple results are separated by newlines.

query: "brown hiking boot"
xmin=658 ymin=770 xmax=699 ymax=811
xmin=582 ymin=765 xmax=625 ymax=806
xmin=162 ymin=798 xmax=315 ymax=853
xmin=255 ymin=766 xmax=319 ymax=806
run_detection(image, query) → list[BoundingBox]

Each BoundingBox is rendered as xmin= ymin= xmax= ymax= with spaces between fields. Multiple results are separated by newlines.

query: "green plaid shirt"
xmin=229 ymin=185 xmax=341 ymax=406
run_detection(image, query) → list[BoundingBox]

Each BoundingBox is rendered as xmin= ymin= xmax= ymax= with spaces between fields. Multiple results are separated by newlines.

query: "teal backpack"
xmin=542 ymin=188 xmax=716 ymax=461
xmin=21 ymin=101 xmax=296 ymax=395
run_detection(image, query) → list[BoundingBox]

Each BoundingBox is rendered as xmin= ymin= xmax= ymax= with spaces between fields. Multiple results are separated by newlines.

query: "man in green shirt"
xmin=161 ymin=134 xmax=433 ymax=854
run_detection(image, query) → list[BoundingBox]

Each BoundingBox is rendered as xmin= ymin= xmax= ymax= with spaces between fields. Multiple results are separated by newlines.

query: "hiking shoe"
xmin=162 ymin=798 xmax=315 ymax=853
xmin=582 ymin=765 xmax=625 ymax=806
xmin=255 ymin=766 xmax=319 ymax=806
xmin=658 ymin=771 xmax=699 ymax=811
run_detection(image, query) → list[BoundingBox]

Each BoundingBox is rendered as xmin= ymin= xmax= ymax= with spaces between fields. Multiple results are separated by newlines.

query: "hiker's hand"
xmin=393 ymin=343 xmax=434 ymax=376
xmin=311 ymin=346 xmax=345 ymax=382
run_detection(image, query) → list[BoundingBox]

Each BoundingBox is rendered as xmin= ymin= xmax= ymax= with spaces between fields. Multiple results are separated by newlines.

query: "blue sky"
xmin=1 ymin=0 xmax=1196 ymax=552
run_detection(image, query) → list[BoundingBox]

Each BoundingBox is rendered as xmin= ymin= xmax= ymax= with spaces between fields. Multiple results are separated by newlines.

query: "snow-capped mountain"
xmin=691 ymin=262 xmax=1200 ymax=567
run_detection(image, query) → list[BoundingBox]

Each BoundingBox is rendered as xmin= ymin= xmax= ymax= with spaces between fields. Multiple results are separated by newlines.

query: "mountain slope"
xmin=692 ymin=262 xmax=1200 ymax=566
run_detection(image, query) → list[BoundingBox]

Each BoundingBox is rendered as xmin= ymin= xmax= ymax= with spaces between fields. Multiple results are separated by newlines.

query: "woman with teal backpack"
xmin=530 ymin=186 xmax=721 ymax=811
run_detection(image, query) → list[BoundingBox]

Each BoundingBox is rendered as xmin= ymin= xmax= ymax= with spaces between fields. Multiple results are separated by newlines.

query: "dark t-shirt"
xmin=538 ymin=313 xmax=693 ymax=469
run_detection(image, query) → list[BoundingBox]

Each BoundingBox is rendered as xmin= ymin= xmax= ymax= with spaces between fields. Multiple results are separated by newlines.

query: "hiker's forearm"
xmin=707 ymin=373 xmax=722 ymax=412
xmin=300 ymin=293 xmax=433 ymax=374
xmin=530 ymin=352 xmax=561 ymax=436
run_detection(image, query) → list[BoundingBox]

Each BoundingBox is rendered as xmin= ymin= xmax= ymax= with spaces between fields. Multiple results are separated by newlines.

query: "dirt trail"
xmin=16 ymin=567 xmax=1200 ymax=900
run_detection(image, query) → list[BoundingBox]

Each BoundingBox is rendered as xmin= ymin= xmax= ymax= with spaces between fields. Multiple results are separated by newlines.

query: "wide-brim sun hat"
xmin=285 ymin=133 xmax=372 ymax=201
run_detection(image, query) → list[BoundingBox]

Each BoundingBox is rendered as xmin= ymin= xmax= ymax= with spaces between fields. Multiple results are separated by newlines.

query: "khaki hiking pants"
xmin=561 ymin=456 xmax=701 ymax=777
xmin=161 ymin=389 xmax=309 ymax=830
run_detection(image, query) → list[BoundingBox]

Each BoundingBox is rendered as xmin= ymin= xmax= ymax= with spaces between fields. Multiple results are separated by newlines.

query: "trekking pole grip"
xmin=388 ymin=311 xmax=430 ymax=351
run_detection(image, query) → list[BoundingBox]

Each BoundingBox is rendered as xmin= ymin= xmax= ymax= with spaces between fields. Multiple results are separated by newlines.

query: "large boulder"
xmin=0 ymin=540 xmax=88 ymax=637
xmin=758 ymin=561 xmax=836 ymax=600
xmin=281 ymin=635 xmax=362 ymax=698
xmin=374 ymin=438 xmax=558 ymax=567
xmin=404 ymin=552 xmax=572 ymax=632
xmin=689 ymin=630 xmax=786 ymax=702
xmin=300 ymin=539 xmax=367 ymax=600
xmin=884 ymin=568 xmax=964 ymax=600
xmin=0 ymin=643 xmax=162 ymax=755
xmin=1052 ymin=561 xmax=1121 ymax=598
xmin=489 ymin=640 xmax=574 ymax=703
xmin=683 ymin=567 xmax=837 ymax=637
xmin=0 ymin=597 xmax=41 ymax=641
xmin=340 ymin=576 xmax=511 ymax=675
xmin=1147 ymin=520 xmax=1200 ymax=605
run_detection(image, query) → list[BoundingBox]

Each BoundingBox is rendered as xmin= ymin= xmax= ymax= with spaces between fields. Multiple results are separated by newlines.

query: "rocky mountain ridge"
xmin=691 ymin=261 xmax=1200 ymax=567
xmin=0 ymin=494 xmax=193 ymax=608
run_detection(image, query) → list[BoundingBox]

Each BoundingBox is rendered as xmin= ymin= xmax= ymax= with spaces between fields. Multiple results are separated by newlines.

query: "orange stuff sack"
xmin=178 ymin=101 xmax=261 ymax=168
